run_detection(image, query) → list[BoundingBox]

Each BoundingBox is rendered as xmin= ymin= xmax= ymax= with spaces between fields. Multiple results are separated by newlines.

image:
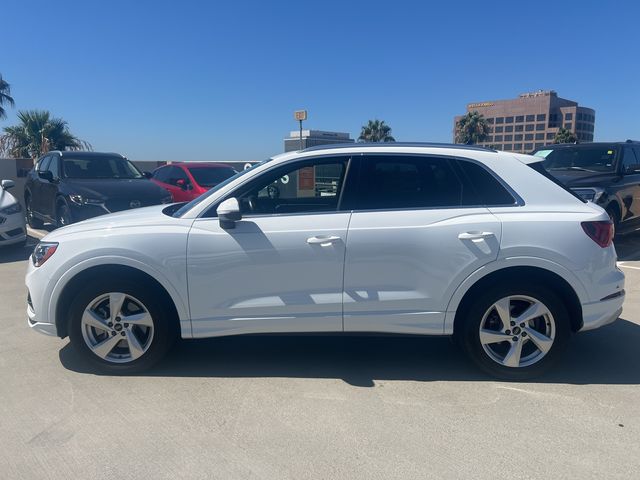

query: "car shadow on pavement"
xmin=59 ymin=318 xmax=640 ymax=386
xmin=0 ymin=237 xmax=37 ymax=264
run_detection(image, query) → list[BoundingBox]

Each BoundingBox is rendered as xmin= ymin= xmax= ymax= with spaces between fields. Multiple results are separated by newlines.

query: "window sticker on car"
xmin=607 ymin=150 xmax=614 ymax=155
xmin=533 ymin=150 xmax=552 ymax=158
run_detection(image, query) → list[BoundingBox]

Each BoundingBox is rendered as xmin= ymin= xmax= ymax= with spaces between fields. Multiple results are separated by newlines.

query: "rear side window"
xmin=528 ymin=161 xmax=586 ymax=203
xmin=352 ymin=156 xmax=470 ymax=210
xmin=457 ymin=160 xmax=516 ymax=206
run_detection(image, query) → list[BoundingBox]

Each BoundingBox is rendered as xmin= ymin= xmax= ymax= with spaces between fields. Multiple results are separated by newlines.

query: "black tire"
xmin=56 ymin=199 xmax=73 ymax=228
xmin=606 ymin=205 xmax=620 ymax=238
xmin=25 ymin=194 xmax=44 ymax=229
xmin=456 ymin=282 xmax=571 ymax=381
xmin=67 ymin=277 xmax=178 ymax=374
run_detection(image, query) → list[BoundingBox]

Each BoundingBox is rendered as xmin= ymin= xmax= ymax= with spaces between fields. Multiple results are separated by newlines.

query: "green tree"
xmin=554 ymin=127 xmax=578 ymax=144
xmin=455 ymin=111 xmax=490 ymax=145
xmin=358 ymin=119 xmax=395 ymax=142
xmin=0 ymin=110 xmax=91 ymax=159
xmin=0 ymin=74 xmax=15 ymax=120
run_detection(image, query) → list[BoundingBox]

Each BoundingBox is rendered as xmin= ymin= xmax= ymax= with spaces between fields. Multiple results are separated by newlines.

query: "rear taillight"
xmin=581 ymin=221 xmax=614 ymax=248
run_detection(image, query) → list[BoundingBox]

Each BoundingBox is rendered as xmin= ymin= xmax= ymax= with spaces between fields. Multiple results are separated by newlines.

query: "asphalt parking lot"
xmin=1 ymin=234 xmax=640 ymax=479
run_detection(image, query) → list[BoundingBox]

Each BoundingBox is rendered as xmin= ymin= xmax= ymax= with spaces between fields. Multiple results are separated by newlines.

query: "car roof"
xmin=49 ymin=151 xmax=126 ymax=159
xmin=533 ymin=141 xmax=640 ymax=152
xmin=171 ymin=162 xmax=237 ymax=168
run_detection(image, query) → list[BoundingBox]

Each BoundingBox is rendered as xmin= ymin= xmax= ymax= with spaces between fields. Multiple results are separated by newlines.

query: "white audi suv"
xmin=26 ymin=144 xmax=625 ymax=379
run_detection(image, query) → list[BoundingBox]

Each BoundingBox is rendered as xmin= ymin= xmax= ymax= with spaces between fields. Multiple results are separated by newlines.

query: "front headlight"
xmin=0 ymin=202 xmax=22 ymax=215
xmin=69 ymin=195 xmax=104 ymax=205
xmin=161 ymin=195 xmax=173 ymax=204
xmin=572 ymin=187 xmax=605 ymax=203
xmin=32 ymin=242 xmax=58 ymax=267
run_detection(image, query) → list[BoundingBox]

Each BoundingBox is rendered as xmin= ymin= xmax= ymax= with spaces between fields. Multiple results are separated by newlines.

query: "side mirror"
xmin=38 ymin=170 xmax=54 ymax=182
xmin=217 ymin=197 xmax=242 ymax=229
xmin=143 ymin=171 xmax=153 ymax=179
xmin=1 ymin=179 xmax=15 ymax=190
xmin=176 ymin=179 xmax=190 ymax=190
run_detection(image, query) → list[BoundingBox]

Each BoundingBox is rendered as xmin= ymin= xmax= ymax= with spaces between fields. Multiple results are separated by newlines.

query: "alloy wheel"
xmin=478 ymin=295 xmax=556 ymax=368
xmin=81 ymin=292 xmax=155 ymax=363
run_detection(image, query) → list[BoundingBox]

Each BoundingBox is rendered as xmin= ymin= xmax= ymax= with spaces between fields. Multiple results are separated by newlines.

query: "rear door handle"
xmin=307 ymin=235 xmax=341 ymax=246
xmin=458 ymin=231 xmax=494 ymax=240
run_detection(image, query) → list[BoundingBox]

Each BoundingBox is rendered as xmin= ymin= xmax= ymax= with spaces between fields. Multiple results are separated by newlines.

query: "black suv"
xmin=533 ymin=140 xmax=640 ymax=235
xmin=24 ymin=151 xmax=173 ymax=228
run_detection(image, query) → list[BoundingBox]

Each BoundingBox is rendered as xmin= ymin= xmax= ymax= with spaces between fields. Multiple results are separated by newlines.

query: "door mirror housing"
xmin=38 ymin=170 xmax=54 ymax=182
xmin=1 ymin=179 xmax=15 ymax=190
xmin=217 ymin=197 xmax=242 ymax=229
xmin=176 ymin=178 xmax=191 ymax=190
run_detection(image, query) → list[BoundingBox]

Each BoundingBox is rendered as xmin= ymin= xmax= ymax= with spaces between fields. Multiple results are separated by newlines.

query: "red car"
xmin=151 ymin=162 xmax=238 ymax=202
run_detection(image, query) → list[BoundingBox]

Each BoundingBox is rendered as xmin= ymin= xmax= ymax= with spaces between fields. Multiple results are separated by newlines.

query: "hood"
xmin=0 ymin=188 xmax=19 ymax=209
xmin=43 ymin=204 xmax=176 ymax=241
xmin=62 ymin=178 xmax=169 ymax=200
xmin=546 ymin=169 xmax=620 ymax=188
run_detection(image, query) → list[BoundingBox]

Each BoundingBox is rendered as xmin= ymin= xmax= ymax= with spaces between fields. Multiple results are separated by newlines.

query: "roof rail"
xmin=301 ymin=142 xmax=497 ymax=153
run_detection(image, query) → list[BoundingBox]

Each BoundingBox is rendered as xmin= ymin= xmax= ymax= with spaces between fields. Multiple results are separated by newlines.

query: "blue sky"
xmin=2 ymin=0 xmax=639 ymax=161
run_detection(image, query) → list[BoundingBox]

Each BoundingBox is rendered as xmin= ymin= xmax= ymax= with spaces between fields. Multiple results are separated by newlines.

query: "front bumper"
xmin=0 ymin=213 xmax=27 ymax=245
xmin=26 ymin=259 xmax=59 ymax=337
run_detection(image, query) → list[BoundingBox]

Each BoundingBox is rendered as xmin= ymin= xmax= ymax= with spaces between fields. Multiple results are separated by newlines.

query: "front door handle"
xmin=307 ymin=235 xmax=341 ymax=246
xmin=458 ymin=231 xmax=494 ymax=240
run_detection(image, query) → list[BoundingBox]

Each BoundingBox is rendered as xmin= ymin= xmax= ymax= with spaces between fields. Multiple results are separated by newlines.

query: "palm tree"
xmin=0 ymin=74 xmax=15 ymax=120
xmin=554 ymin=127 xmax=578 ymax=144
xmin=358 ymin=119 xmax=395 ymax=142
xmin=455 ymin=111 xmax=490 ymax=145
xmin=0 ymin=110 xmax=91 ymax=159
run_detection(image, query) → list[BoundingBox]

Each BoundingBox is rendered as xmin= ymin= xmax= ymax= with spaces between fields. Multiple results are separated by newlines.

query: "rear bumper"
xmin=579 ymin=294 xmax=624 ymax=332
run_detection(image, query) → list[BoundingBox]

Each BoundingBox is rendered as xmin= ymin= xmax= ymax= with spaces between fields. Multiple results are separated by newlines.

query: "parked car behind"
xmin=24 ymin=151 xmax=173 ymax=228
xmin=0 ymin=179 xmax=27 ymax=246
xmin=26 ymin=143 xmax=624 ymax=380
xmin=533 ymin=140 xmax=640 ymax=235
xmin=151 ymin=162 xmax=237 ymax=202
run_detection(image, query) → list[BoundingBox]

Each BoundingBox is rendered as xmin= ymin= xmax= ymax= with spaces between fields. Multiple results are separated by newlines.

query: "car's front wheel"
xmin=457 ymin=283 xmax=571 ymax=380
xmin=56 ymin=199 xmax=73 ymax=228
xmin=25 ymin=194 xmax=44 ymax=229
xmin=68 ymin=278 xmax=178 ymax=374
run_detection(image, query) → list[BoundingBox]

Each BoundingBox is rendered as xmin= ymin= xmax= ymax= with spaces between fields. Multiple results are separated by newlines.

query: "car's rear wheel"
xmin=56 ymin=199 xmax=73 ymax=228
xmin=457 ymin=283 xmax=571 ymax=380
xmin=25 ymin=194 xmax=44 ymax=229
xmin=68 ymin=278 xmax=178 ymax=373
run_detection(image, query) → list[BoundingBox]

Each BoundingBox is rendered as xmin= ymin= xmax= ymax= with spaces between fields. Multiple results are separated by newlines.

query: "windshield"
xmin=63 ymin=157 xmax=144 ymax=179
xmin=172 ymin=159 xmax=271 ymax=217
xmin=534 ymin=146 xmax=618 ymax=173
xmin=188 ymin=166 xmax=237 ymax=187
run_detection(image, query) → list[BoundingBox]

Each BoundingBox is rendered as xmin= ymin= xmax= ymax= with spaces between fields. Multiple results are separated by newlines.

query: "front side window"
xmin=622 ymin=147 xmax=639 ymax=173
xmin=166 ymin=166 xmax=189 ymax=186
xmin=48 ymin=156 xmax=60 ymax=178
xmin=236 ymin=158 xmax=348 ymax=215
xmin=37 ymin=155 xmax=51 ymax=173
xmin=188 ymin=166 xmax=237 ymax=187
xmin=153 ymin=166 xmax=170 ymax=183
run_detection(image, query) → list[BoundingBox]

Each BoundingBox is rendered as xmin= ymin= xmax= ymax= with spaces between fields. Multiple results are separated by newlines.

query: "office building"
xmin=284 ymin=130 xmax=353 ymax=152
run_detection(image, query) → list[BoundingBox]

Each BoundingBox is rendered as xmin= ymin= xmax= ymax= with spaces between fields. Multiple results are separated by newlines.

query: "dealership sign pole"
xmin=294 ymin=110 xmax=307 ymax=150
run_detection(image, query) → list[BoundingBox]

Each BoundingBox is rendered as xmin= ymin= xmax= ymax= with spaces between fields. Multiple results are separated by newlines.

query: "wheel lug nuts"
xmin=519 ymin=323 xmax=525 ymax=328
xmin=505 ymin=330 xmax=511 ymax=335
xmin=115 ymin=317 xmax=121 ymax=322
xmin=120 ymin=332 xmax=126 ymax=336
xmin=522 ymin=332 xmax=527 ymax=337
xmin=512 ymin=336 xmax=518 ymax=342
xmin=124 ymin=323 xmax=129 ymax=328
xmin=107 ymin=322 xmax=113 ymax=327
xmin=111 ymin=331 xmax=116 ymax=336
xmin=510 ymin=321 xmax=515 ymax=326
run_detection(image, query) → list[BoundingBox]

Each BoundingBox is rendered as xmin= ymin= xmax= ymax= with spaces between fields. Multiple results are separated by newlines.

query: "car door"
xmin=32 ymin=155 xmax=52 ymax=215
xmin=186 ymin=156 xmax=352 ymax=337
xmin=342 ymin=154 xmax=502 ymax=335
xmin=619 ymin=146 xmax=640 ymax=225
xmin=40 ymin=154 xmax=61 ymax=219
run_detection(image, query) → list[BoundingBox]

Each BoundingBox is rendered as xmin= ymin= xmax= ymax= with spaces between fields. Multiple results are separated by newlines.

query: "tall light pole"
xmin=294 ymin=110 xmax=307 ymax=150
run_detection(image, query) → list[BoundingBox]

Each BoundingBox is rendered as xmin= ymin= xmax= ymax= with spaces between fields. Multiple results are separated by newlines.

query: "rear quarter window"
xmin=457 ymin=160 xmax=517 ymax=206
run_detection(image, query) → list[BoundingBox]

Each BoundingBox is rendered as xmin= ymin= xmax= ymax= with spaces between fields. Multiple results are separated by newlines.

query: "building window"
xmin=486 ymin=118 xmax=494 ymax=124
xmin=565 ymin=122 xmax=572 ymax=130
xmin=504 ymin=135 xmax=513 ymax=141
xmin=524 ymin=143 xmax=533 ymax=151
xmin=515 ymin=116 xmax=524 ymax=123
xmin=494 ymin=126 xmax=503 ymax=133
xmin=505 ymin=125 xmax=513 ymax=132
xmin=536 ymin=123 xmax=545 ymax=131
xmin=525 ymin=133 xmax=534 ymax=141
xmin=495 ymin=117 xmax=504 ymax=124
xmin=515 ymin=125 xmax=523 ymax=132
xmin=536 ymin=114 xmax=546 ymax=122
xmin=526 ymin=115 xmax=535 ymax=122
xmin=525 ymin=124 xmax=534 ymax=131
xmin=503 ymin=144 xmax=513 ymax=150
xmin=485 ymin=136 xmax=493 ymax=142
xmin=565 ymin=112 xmax=573 ymax=120
xmin=514 ymin=143 xmax=523 ymax=150
xmin=577 ymin=113 xmax=583 ymax=120
xmin=546 ymin=133 xmax=555 ymax=140
xmin=514 ymin=134 xmax=523 ymax=141
xmin=494 ymin=135 xmax=503 ymax=142
xmin=505 ymin=116 xmax=514 ymax=123
xmin=534 ymin=143 xmax=544 ymax=149
xmin=535 ymin=133 xmax=544 ymax=140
